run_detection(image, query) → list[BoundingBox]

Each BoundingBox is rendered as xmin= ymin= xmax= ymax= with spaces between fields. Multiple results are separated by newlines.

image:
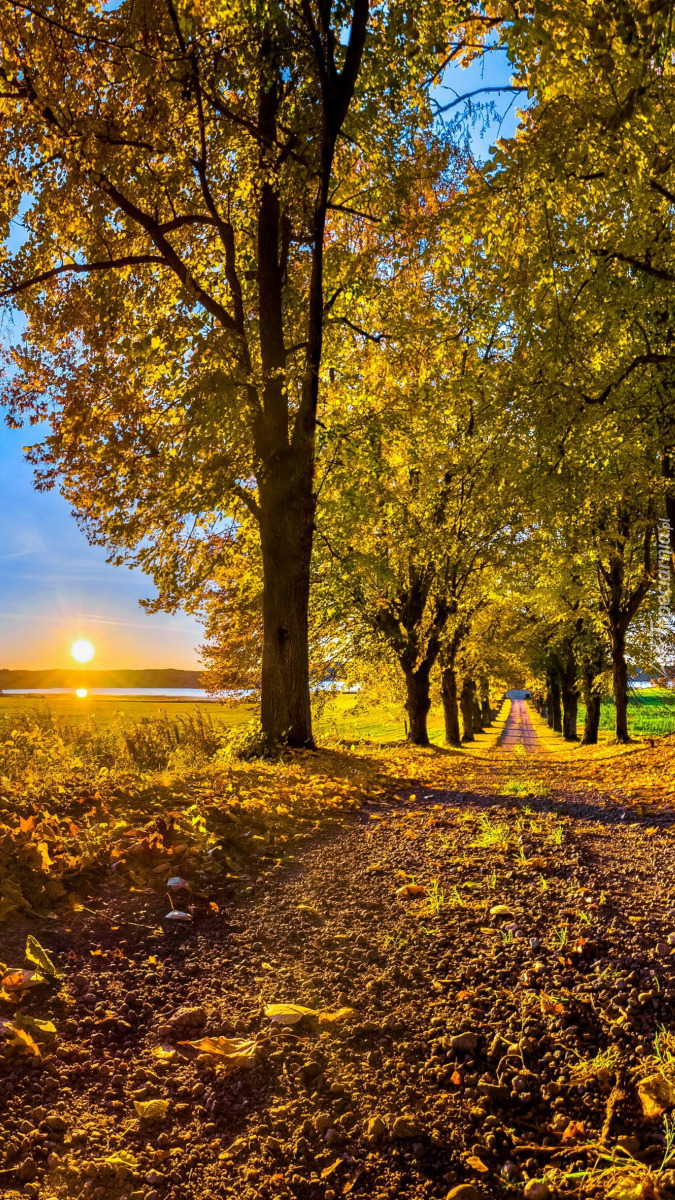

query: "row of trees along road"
xmin=1 ymin=1 xmax=674 ymax=745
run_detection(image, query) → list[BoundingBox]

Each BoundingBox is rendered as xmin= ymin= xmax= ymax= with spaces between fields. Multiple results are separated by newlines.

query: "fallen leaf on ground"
xmin=265 ymin=1003 xmax=318 ymax=1025
xmin=561 ymin=1120 xmax=586 ymax=1143
xmin=2 ymin=969 xmax=45 ymax=991
xmin=465 ymin=1155 xmax=489 ymax=1173
xmin=0 ymin=1018 xmax=40 ymax=1056
xmin=134 ymin=1098 xmax=169 ymax=1120
xmin=318 ymin=1007 xmax=358 ymax=1026
xmin=489 ymin=904 xmax=514 ymax=917
xmin=167 ymin=876 xmax=189 ymax=890
xmin=13 ymin=1015 xmax=56 ymax=1040
xmin=152 ymin=1046 xmax=177 ymax=1061
xmin=101 ymin=1150 xmax=138 ymax=1171
xmin=25 ymin=935 xmax=62 ymax=979
xmin=178 ymin=1036 xmax=259 ymax=1066
xmin=396 ymin=884 xmax=427 ymax=899
xmin=540 ymin=993 xmax=565 ymax=1015
xmin=638 ymin=1073 xmax=675 ymax=1118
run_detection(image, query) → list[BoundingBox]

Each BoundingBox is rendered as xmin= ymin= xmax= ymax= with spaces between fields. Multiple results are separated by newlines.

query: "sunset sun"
xmin=71 ymin=639 xmax=95 ymax=664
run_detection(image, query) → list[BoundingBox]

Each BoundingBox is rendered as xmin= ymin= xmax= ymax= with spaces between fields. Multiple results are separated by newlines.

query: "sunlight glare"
xmin=76 ymin=688 xmax=88 ymax=699
xmin=71 ymin=639 xmax=95 ymax=664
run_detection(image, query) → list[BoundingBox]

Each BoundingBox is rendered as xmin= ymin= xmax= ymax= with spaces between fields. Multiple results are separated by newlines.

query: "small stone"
xmin=477 ymin=1083 xmax=509 ymax=1103
xmin=523 ymin=1184 xmax=550 ymax=1200
xmin=445 ymin=1187 xmax=486 ymax=1200
xmin=325 ymin=1128 xmax=346 ymax=1147
xmin=449 ymin=1032 xmax=478 ymax=1053
xmin=18 ymin=1158 xmax=38 ymax=1182
xmin=166 ymin=1006 xmax=207 ymax=1032
xmin=392 ymin=1115 xmax=424 ymax=1139
xmin=45 ymin=1114 xmax=67 ymax=1133
xmin=314 ymin=1113 xmax=332 ymax=1135
xmin=366 ymin=1116 xmax=387 ymax=1137
xmin=657 ymin=943 xmax=671 ymax=957
xmin=300 ymin=1061 xmax=323 ymax=1081
xmin=615 ymin=1135 xmax=641 ymax=1155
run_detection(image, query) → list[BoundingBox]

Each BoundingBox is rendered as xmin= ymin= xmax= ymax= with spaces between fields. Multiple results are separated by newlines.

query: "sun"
xmin=76 ymin=688 xmax=88 ymax=699
xmin=71 ymin=639 xmax=95 ymax=664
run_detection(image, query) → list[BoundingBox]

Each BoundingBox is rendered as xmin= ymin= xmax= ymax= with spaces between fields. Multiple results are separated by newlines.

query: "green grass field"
xmin=0 ymin=690 xmax=507 ymax=748
xmin=577 ymin=688 xmax=675 ymax=738
xmin=0 ymin=690 xmax=443 ymax=743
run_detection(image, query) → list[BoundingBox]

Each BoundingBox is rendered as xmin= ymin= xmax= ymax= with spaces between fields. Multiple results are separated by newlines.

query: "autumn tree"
xmin=0 ymin=0 xmax=465 ymax=746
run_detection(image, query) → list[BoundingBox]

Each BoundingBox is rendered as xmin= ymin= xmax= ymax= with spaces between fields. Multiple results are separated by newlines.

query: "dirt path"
xmin=499 ymin=698 xmax=541 ymax=753
xmin=2 ymin=756 xmax=675 ymax=1200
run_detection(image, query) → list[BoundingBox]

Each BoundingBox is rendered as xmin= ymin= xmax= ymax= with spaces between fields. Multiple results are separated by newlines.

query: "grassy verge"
xmin=577 ymin=688 xmax=675 ymax=739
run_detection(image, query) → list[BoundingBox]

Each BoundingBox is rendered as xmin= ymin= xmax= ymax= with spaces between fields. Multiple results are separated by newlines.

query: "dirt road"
xmin=2 ymin=751 xmax=675 ymax=1200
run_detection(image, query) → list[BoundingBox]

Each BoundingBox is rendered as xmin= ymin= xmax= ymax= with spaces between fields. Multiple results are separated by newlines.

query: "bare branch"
xmin=433 ymin=85 xmax=528 ymax=114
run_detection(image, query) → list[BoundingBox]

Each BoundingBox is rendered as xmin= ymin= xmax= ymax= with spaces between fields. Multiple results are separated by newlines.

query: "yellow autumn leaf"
xmin=134 ymin=1099 xmax=169 ymax=1121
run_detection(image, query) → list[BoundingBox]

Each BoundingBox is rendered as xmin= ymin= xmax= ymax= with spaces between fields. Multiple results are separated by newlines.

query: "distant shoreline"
xmin=0 ymin=668 xmax=202 ymax=689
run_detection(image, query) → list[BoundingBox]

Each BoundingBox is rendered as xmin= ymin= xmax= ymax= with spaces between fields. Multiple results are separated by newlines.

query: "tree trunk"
xmin=460 ymin=677 xmax=475 ymax=742
xmin=404 ymin=666 xmax=431 ymax=746
xmin=259 ymin=464 xmax=314 ymax=747
xmin=441 ymin=666 xmax=461 ymax=746
xmin=580 ymin=645 xmax=605 ymax=745
xmin=479 ymin=675 xmax=492 ymax=726
xmin=610 ymin=627 xmax=630 ymax=743
xmin=560 ymin=642 xmax=579 ymax=741
xmin=581 ymin=671 xmax=602 ymax=744
xmin=548 ymin=669 xmax=562 ymax=733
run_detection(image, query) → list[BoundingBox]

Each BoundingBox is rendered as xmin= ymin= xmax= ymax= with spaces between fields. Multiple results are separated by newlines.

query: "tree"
xmin=0 ymin=0 xmax=460 ymax=746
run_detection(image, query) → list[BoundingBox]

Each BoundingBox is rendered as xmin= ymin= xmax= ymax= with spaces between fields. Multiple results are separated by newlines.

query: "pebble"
xmin=449 ymin=1032 xmax=478 ymax=1053
xmin=366 ymin=1116 xmax=387 ymax=1137
xmin=446 ymin=1187 xmax=486 ymax=1200
xmin=523 ymin=1183 xmax=550 ymax=1200
xmin=392 ymin=1115 xmax=424 ymax=1139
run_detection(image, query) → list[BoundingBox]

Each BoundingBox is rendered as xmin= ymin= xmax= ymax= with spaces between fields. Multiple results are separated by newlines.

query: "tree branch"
xmin=433 ymin=85 xmax=528 ymax=114
xmin=100 ymin=177 xmax=240 ymax=333
xmin=582 ymin=353 xmax=675 ymax=404
xmin=326 ymin=315 xmax=388 ymax=343
xmin=594 ymin=247 xmax=675 ymax=282
xmin=0 ymin=254 xmax=165 ymax=299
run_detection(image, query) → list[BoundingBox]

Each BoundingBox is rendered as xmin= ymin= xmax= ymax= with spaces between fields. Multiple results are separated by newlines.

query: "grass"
xmin=0 ymin=691 xmax=508 ymax=751
xmin=577 ymin=688 xmax=675 ymax=739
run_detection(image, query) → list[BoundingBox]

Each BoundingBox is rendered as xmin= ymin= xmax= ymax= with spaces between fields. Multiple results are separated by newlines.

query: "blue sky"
xmin=0 ymin=40 xmax=522 ymax=671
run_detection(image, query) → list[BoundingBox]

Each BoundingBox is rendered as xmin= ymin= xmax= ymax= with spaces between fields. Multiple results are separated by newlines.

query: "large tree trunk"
xmin=580 ymin=645 xmax=605 ymax=745
xmin=610 ymin=627 xmax=630 ymax=743
xmin=460 ymin=677 xmax=475 ymax=742
xmin=259 ymin=463 xmax=314 ymax=746
xmin=581 ymin=671 xmax=602 ymax=744
xmin=560 ymin=642 xmax=579 ymax=741
xmin=479 ymin=675 xmax=492 ymax=726
xmin=548 ymin=668 xmax=562 ymax=733
xmin=441 ymin=666 xmax=461 ymax=747
xmin=404 ymin=666 xmax=432 ymax=747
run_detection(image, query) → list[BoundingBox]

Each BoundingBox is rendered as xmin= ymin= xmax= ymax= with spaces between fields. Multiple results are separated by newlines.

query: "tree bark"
xmin=560 ymin=641 xmax=579 ymax=741
xmin=479 ymin=675 xmax=492 ymax=726
xmin=460 ymin=677 xmax=475 ymax=742
xmin=259 ymin=461 xmax=314 ymax=746
xmin=404 ymin=666 xmax=432 ymax=746
xmin=548 ymin=668 xmax=562 ymax=733
xmin=610 ymin=627 xmax=630 ymax=743
xmin=580 ymin=642 xmax=605 ymax=745
xmin=441 ymin=665 xmax=461 ymax=746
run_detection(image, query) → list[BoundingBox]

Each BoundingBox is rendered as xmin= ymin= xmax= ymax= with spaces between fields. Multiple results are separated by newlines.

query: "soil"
xmin=2 ymin=706 xmax=675 ymax=1200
